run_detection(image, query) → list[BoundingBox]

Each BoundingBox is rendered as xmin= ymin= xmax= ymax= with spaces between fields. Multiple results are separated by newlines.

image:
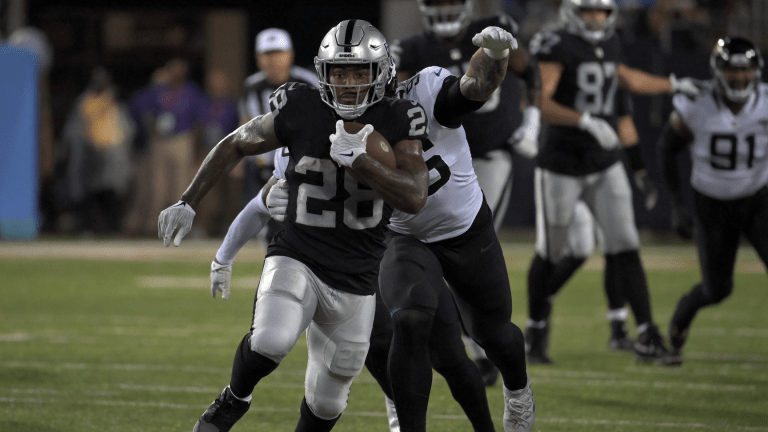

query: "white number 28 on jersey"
xmin=294 ymin=156 xmax=384 ymax=230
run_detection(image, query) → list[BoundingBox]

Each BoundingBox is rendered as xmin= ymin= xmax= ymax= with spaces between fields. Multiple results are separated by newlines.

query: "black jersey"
xmin=531 ymin=28 xmax=624 ymax=175
xmin=393 ymin=14 xmax=521 ymax=157
xmin=266 ymin=83 xmax=428 ymax=296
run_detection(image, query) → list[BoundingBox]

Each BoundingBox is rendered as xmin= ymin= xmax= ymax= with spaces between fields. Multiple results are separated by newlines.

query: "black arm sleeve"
xmin=657 ymin=121 xmax=691 ymax=204
xmin=519 ymin=55 xmax=541 ymax=90
xmin=625 ymin=145 xmax=645 ymax=172
xmin=433 ymin=75 xmax=486 ymax=128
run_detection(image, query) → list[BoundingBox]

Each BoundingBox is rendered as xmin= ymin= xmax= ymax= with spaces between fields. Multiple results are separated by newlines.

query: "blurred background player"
xmin=391 ymin=0 xmax=542 ymax=386
xmin=239 ymin=28 xmax=318 ymax=247
xmin=525 ymin=89 xmax=660 ymax=364
xmin=525 ymin=0 xmax=701 ymax=365
xmin=658 ymin=37 xmax=768 ymax=364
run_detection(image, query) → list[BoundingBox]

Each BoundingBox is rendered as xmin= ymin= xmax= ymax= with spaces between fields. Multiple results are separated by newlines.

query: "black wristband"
xmin=625 ymin=145 xmax=645 ymax=172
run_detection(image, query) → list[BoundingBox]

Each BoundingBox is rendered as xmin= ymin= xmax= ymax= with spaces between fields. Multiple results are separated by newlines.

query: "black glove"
xmin=670 ymin=202 xmax=694 ymax=240
xmin=634 ymin=174 xmax=659 ymax=210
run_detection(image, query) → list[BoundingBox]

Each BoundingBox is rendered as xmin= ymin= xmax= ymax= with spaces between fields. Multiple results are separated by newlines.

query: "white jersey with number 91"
xmin=674 ymin=82 xmax=768 ymax=200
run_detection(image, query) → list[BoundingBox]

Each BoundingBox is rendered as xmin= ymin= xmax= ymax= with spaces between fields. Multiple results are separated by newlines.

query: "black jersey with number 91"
xmin=267 ymin=83 xmax=429 ymax=296
xmin=531 ymin=28 xmax=624 ymax=175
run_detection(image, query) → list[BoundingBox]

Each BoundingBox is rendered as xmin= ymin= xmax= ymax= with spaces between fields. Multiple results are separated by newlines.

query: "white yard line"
xmin=0 ymin=395 xmax=765 ymax=431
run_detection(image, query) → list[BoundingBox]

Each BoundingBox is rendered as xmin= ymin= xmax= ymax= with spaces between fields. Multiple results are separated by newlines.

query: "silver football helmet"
xmin=315 ymin=19 xmax=394 ymax=119
xmin=417 ymin=0 xmax=474 ymax=39
xmin=560 ymin=0 xmax=617 ymax=43
xmin=710 ymin=37 xmax=764 ymax=103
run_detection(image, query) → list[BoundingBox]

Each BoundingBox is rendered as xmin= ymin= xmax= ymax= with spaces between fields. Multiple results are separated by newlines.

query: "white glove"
xmin=634 ymin=174 xmax=659 ymax=211
xmin=266 ymin=179 xmax=289 ymax=222
xmin=471 ymin=26 xmax=518 ymax=59
xmin=210 ymin=259 xmax=232 ymax=300
xmin=669 ymin=74 xmax=700 ymax=97
xmin=509 ymin=106 xmax=540 ymax=158
xmin=158 ymin=200 xmax=196 ymax=247
xmin=329 ymin=120 xmax=372 ymax=167
xmin=578 ymin=112 xmax=619 ymax=150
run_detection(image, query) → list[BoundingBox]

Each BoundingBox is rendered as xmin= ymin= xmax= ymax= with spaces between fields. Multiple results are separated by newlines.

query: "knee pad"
xmin=306 ymin=386 xmax=349 ymax=420
xmin=304 ymin=361 xmax=354 ymax=419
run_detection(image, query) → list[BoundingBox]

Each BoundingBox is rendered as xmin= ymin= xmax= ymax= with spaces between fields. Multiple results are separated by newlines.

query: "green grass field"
xmin=1 ymin=239 xmax=766 ymax=431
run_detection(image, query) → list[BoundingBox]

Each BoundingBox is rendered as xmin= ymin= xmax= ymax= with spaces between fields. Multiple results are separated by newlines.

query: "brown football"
xmin=343 ymin=122 xmax=397 ymax=184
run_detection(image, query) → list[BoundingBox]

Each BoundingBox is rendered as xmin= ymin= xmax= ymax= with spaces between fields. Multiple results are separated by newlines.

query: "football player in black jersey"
xmin=204 ymin=23 xmax=529 ymax=432
xmin=659 ymin=37 xmax=768 ymax=365
xmin=391 ymin=0 xmax=542 ymax=387
xmin=158 ymin=20 xmax=431 ymax=432
xmin=525 ymin=0 xmax=700 ymax=366
xmin=525 ymin=90 xmax=659 ymax=364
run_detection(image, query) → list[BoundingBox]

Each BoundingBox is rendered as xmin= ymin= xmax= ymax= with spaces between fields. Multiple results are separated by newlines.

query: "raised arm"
xmin=460 ymin=26 xmax=517 ymax=101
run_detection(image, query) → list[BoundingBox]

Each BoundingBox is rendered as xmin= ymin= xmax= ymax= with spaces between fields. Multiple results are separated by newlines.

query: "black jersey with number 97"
xmin=531 ymin=28 xmax=624 ymax=176
xmin=267 ymin=83 xmax=429 ymax=296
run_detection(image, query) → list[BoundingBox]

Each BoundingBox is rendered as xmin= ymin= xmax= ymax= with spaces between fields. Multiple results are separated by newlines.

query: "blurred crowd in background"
xmin=0 ymin=0 xmax=766 ymax=239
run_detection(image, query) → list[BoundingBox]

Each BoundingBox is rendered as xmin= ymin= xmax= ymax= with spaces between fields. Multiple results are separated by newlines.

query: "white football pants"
xmin=249 ymin=256 xmax=375 ymax=419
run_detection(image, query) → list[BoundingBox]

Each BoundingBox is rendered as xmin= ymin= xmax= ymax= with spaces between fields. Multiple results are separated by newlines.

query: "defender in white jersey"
xmin=381 ymin=38 xmax=535 ymax=432
xmin=659 ymin=37 xmax=768 ymax=363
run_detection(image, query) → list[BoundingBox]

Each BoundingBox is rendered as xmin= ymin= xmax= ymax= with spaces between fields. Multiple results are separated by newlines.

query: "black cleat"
xmin=608 ymin=320 xmax=634 ymax=351
xmin=475 ymin=358 xmax=500 ymax=387
xmin=193 ymin=386 xmax=250 ymax=432
xmin=524 ymin=326 xmax=552 ymax=365
xmin=634 ymin=325 xmax=682 ymax=366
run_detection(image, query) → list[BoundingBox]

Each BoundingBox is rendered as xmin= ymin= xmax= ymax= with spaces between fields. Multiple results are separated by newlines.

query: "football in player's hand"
xmin=343 ymin=122 xmax=396 ymax=184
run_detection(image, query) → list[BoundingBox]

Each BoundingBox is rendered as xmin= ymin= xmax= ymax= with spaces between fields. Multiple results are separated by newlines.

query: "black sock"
xmin=388 ymin=309 xmax=434 ymax=432
xmin=528 ymin=254 xmax=555 ymax=322
xmin=605 ymin=251 xmax=652 ymax=326
xmin=603 ymin=257 xmax=626 ymax=311
xmin=431 ymin=344 xmax=494 ymax=432
xmin=229 ymin=334 xmax=279 ymax=399
xmin=670 ymin=283 xmax=710 ymax=335
xmin=294 ymin=397 xmax=340 ymax=432
xmin=548 ymin=256 xmax=587 ymax=297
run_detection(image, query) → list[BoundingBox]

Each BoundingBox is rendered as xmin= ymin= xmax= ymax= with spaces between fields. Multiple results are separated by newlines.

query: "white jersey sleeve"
xmin=273 ymin=147 xmax=289 ymax=180
xmin=388 ymin=67 xmax=484 ymax=242
xmin=673 ymin=82 xmax=768 ymax=200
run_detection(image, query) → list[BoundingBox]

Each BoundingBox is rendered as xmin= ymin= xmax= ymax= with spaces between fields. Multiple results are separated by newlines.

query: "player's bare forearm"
xmin=539 ymin=61 xmax=580 ymax=126
xmin=540 ymin=98 xmax=582 ymax=127
xmin=618 ymin=64 xmax=672 ymax=95
xmin=460 ymin=48 xmax=508 ymax=101
xmin=181 ymin=113 xmax=281 ymax=208
xmin=352 ymin=140 xmax=428 ymax=214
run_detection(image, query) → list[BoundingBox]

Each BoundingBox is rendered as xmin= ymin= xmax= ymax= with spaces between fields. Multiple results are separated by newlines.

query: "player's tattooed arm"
xmin=353 ymin=139 xmax=428 ymax=214
xmin=460 ymin=48 xmax=508 ymax=101
xmin=181 ymin=112 xmax=282 ymax=208
xmin=460 ymin=26 xmax=517 ymax=100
